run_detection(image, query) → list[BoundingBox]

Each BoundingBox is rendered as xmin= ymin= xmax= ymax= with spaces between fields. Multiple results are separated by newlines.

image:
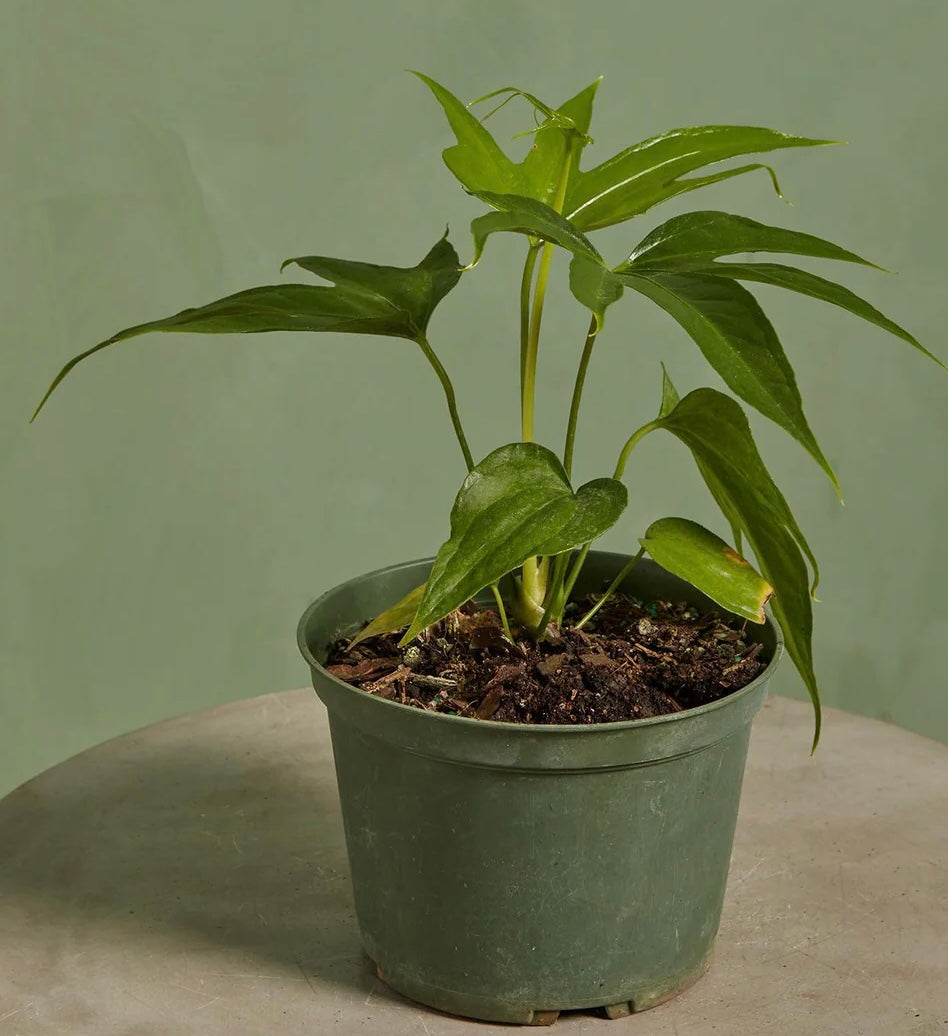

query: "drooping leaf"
xmin=619 ymin=210 xmax=879 ymax=273
xmin=564 ymin=126 xmax=837 ymax=231
xmin=568 ymin=254 xmax=625 ymax=326
xmin=468 ymin=193 xmax=622 ymax=323
xmin=469 ymin=192 xmax=602 ymax=266
xmin=620 ymin=270 xmax=840 ymax=495
xmin=31 ymin=236 xmax=462 ymax=420
xmin=654 ymin=388 xmax=821 ymax=746
xmin=412 ymin=72 xmax=522 ymax=195
xmin=349 ymin=583 xmax=426 ymax=648
xmin=402 ymin=443 xmax=627 ymax=642
xmin=702 ymin=263 xmax=945 ymax=369
xmin=640 ymin=517 xmax=773 ymax=623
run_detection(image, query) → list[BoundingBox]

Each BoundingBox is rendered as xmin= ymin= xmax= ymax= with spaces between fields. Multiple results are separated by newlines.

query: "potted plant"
xmin=32 ymin=74 xmax=942 ymax=1024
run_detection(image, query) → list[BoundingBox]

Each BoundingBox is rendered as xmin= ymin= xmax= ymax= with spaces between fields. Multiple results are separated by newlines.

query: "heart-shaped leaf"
xmin=31 ymin=235 xmax=462 ymax=420
xmin=703 ymin=263 xmax=945 ymax=369
xmin=564 ymin=126 xmax=836 ymax=231
xmin=654 ymin=384 xmax=821 ymax=747
xmin=349 ymin=583 xmax=426 ymax=648
xmin=621 ymin=270 xmax=839 ymax=495
xmin=640 ymin=517 xmax=773 ymax=623
xmin=619 ymin=210 xmax=879 ymax=272
xmin=402 ymin=443 xmax=627 ymax=642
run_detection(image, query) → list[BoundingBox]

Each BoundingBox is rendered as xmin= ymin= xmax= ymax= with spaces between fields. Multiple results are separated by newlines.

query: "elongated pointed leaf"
xmin=640 ymin=517 xmax=773 ymax=623
xmin=658 ymin=363 xmax=681 ymax=418
xmin=349 ymin=583 xmax=426 ymax=647
xmin=565 ymin=126 xmax=836 ymax=232
xmin=402 ymin=443 xmax=627 ymax=642
xmin=654 ymin=388 xmax=821 ymax=746
xmin=31 ymin=236 xmax=462 ymax=420
xmin=622 ymin=270 xmax=839 ymax=494
xmin=703 ymin=262 xmax=945 ymax=369
xmin=413 ymin=72 xmax=522 ymax=194
xmin=620 ymin=210 xmax=879 ymax=272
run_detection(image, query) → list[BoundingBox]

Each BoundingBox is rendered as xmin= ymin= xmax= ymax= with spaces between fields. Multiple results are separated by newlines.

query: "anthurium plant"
xmin=32 ymin=74 xmax=942 ymax=748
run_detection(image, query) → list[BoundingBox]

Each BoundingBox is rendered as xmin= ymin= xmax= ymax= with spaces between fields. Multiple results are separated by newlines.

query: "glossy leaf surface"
xmin=564 ymin=126 xmax=835 ymax=231
xmin=640 ymin=517 xmax=773 ymax=623
xmin=622 ymin=271 xmax=839 ymax=493
xmin=402 ymin=443 xmax=627 ymax=642
xmin=655 ymin=387 xmax=821 ymax=746
xmin=620 ymin=210 xmax=878 ymax=272
xmin=706 ymin=263 xmax=945 ymax=368
xmin=469 ymin=192 xmax=602 ymax=266
xmin=349 ymin=584 xmax=426 ymax=648
xmin=412 ymin=73 xmax=522 ymax=195
xmin=32 ymin=237 xmax=462 ymax=420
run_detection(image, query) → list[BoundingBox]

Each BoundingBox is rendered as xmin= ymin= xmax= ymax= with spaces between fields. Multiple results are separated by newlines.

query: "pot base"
xmin=371 ymin=948 xmax=712 ymax=1025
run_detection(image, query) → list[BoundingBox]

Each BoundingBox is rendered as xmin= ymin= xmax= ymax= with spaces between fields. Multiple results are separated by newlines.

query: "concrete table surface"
xmin=0 ymin=692 xmax=945 ymax=1035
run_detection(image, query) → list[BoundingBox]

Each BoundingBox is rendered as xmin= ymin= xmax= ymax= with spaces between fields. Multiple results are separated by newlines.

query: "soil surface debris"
xmin=325 ymin=594 xmax=768 ymax=725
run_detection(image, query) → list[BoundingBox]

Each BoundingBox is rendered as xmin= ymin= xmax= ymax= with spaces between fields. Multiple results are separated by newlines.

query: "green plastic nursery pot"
xmin=298 ymin=552 xmax=782 ymax=1024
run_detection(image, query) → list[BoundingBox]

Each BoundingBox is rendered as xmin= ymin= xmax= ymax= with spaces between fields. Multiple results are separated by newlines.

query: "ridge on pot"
xmin=299 ymin=553 xmax=782 ymax=1024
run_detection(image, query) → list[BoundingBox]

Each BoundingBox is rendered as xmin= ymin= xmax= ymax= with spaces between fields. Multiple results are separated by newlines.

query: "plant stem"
xmin=613 ymin=419 xmax=661 ymax=480
xmin=519 ymin=243 xmax=541 ymax=409
xmin=563 ymin=315 xmax=599 ymax=479
xmin=520 ymin=145 xmax=575 ymax=443
xmin=490 ymin=584 xmax=513 ymax=640
xmin=562 ymin=543 xmax=592 ymax=607
xmin=416 ymin=334 xmax=474 ymax=472
xmin=574 ymin=548 xmax=645 ymax=631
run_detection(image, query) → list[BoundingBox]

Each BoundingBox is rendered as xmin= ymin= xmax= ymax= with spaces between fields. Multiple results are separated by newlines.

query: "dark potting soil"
xmin=325 ymin=593 xmax=768 ymax=725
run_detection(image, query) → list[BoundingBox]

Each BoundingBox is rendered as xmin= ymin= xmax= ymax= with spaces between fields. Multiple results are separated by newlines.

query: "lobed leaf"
xmin=402 ymin=443 xmax=627 ymax=642
xmin=640 ymin=517 xmax=773 ymax=624
xmin=412 ymin=72 xmax=523 ymax=195
xmin=564 ymin=126 xmax=837 ymax=231
xmin=31 ymin=236 xmax=462 ymax=421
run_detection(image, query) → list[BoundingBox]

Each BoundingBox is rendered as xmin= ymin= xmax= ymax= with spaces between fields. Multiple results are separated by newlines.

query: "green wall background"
xmin=2 ymin=0 xmax=946 ymax=795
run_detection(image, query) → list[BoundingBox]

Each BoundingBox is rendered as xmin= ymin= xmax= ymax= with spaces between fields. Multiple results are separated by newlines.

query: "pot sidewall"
xmin=299 ymin=554 xmax=780 ymax=1023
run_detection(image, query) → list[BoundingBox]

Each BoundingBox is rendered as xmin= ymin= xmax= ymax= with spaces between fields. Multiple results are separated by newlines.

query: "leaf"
xmin=657 ymin=362 xmax=680 ymax=418
xmin=621 ymin=270 xmax=840 ymax=495
xmin=568 ymin=255 xmax=625 ymax=326
xmin=469 ymin=192 xmax=602 ymax=266
xmin=619 ymin=210 xmax=879 ymax=273
xmin=564 ymin=125 xmax=837 ymax=231
xmin=518 ymin=78 xmax=600 ymax=206
xmin=402 ymin=443 xmax=627 ymax=642
xmin=349 ymin=583 xmax=426 ymax=648
xmin=31 ymin=235 xmax=462 ymax=420
xmin=468 ymin=192 xmax=621 ymax=323
xmin=655 ymin=388 xmax=821 ymax=747
xmin=412 ymin=72 xmax=522 ymax=194
xmin=703 ymin=263 xmax=945 ymax=369
xmin=640 ymin=517 xmax=773 ymax=623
